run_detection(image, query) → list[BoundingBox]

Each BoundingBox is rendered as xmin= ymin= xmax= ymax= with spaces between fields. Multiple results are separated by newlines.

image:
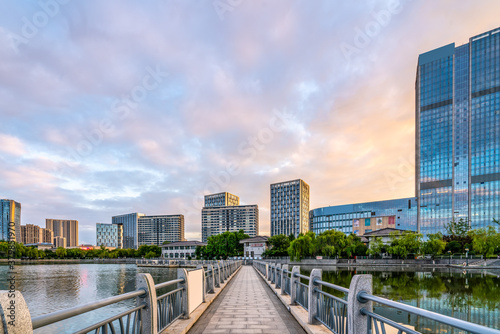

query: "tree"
xmin=288 ymin=232 xmax=315 ymax=261
xmin=263 ymin=234 xmax=290 ymax=257
xmin=468 ymin=227 xmax=498 ymax=258
xmin=315 ymin=230 xmax=346 ymax=257
xmin=445 ymin=218 xmax=470 ymax=237
xmin=203 ymin=230 xmax=249 ymax=259
xmin=387 ymin=231 xmax=422 ymax=259
xmin=145 ymin=251 xmax=156 ymax=259
xmin=162 ymin=241 xmax=171 ymax=245
xmin=422 ymin=233 xmax=446 ymax=259
xmin=56 ymin=247 xmax=67 ymax=258
xmin=368 ymin=237 xmax=384 ymax=257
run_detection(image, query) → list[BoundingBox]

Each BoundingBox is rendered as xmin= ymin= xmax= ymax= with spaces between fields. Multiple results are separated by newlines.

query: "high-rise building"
xmin=20 ymin=224 xmax=46 ymax=244
xmin=270 ymin=179 xmax=310 ymax=237
xmin=309 ymin=198 xmax=417 ymax=236
xmin=96 ymin=223 xmax=123 ymax=248
xmin=0 ymin=199 xmax=21 ymax=242
xmin=45 ymin=219 xmax=79 ymax=247
xmin=138 ymin=215 xmax=184 ymax=246
xmin=416 ymin=27 xmax=500 ymax=234
xmin=54 ymin=236 xmax=67 ymax=248
xmin=112 ymin=213 xmax=145 ymax=249
xmin=204 ymin=192 xmax=240 ymax=207
xmin=201 ymin=205 xmax=258 ymax=242
xmin=41 ymin=228 xmax=54 ymax=244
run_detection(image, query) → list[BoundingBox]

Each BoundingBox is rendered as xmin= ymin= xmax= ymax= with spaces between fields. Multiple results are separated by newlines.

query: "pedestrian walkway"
xmin=188 ymin=265 xmax=306 ymax=334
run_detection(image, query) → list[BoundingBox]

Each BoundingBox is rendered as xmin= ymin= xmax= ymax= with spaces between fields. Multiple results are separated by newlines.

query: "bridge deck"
xmin=188 ymin=265 xmax=306 ymax=334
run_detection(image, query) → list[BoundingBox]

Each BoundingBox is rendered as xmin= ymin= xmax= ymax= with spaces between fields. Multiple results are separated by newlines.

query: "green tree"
xmin=315 ymin=230 xmax=346 ymax=257
xmin=288 ymin=231 xmax=315 ymax=261
xmin=368 ymin=237 xmax=384 ymax=257
xmin=468 ymin=227 xmax=498 ymax=258
xmin=288 ymin=233 xmax=296 ymax=242
xmin=422 ymin=233 xmax=446 ymax=259
xmin=263 ymin=234 xmax=290 ymax=257
xmin=203 ymin=230 xmax=249 ymax=259
xmin=387 ymin=231 xmax=422 ymax=259
xmin=55 ymin=247 xmax=67 ymax=258
xmin=145 ymin=251 xmax=156 ymax=259
xmin=445 ymin=218 xmax=471 ymax=237
xmin=162 ymin=241 xmax=171 ymax=245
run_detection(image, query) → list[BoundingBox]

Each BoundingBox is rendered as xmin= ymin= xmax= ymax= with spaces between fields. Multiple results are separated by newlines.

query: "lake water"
xmin=1 ymin=264 xmax=498 ymax=333
xmin=0 ymin=263 xmax=178 ymax=334
xmin=302 ymin=267 xmax=500 ymax=333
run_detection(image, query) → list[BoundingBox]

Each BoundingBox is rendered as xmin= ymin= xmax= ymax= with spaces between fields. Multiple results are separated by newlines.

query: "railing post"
xmin=281 ymin=264 xmax=289 ymax=295
xmin=266 ymin=263 xmax=270 ymax=280
xmin=196 ymin=265 xmax=206 ymax=303
xmin=276 ymin=264 xmax=282 ymax=288
xmin=177 ymin=268 xmax=189 ymax=319
xmin=208 ymin=264 xmax=215 ymax=293
xmin=347 ymin=274 xmax=372 ymax=334
xmin=136 ymin=273 xmax=158 ymax=334
xmin=214 ymin=264 xmax=220 ymax=287
xmin=290 ymin=266 xmax=300 ymax=305
xmin=308 ymin=269 xmax=322 ymax=324
xmin=0 ymin=290 xmax=33 ymax=334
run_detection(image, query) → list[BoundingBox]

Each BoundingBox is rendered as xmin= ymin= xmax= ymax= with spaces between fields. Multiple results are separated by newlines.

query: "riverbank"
xmin=0 ymin=258 xmax=138 ymax=264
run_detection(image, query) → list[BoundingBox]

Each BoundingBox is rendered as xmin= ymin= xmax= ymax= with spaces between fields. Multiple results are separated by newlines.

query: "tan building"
xmin=46 ymin=219 xmax=79 ymax=247
xmin=353 ymin=216 xmax=397 ymax=236
xmin=20 ymin=224 xmax=55 ymax=245
xmin=54 ymin=236 xmax=67 ymax=248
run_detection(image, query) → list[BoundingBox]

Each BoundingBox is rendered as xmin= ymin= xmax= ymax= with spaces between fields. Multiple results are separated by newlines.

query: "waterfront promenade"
xmin=188 ymin=265 xmax=306 ymax=334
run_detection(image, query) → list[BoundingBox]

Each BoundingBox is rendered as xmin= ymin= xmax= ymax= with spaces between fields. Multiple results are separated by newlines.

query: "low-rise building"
xmin=239 ymin=236 xmax=269 ymax=259
xmin=362 ymin=228 xmax=411 ymax=244
xmin=161 ymin=241 xmax=206 ymax=259
xmin=24 ymin=243 xmax=54 ymax=251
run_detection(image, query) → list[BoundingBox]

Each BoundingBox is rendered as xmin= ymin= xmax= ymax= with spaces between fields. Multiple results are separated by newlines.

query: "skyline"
xmin=1 ymin=1 xmax=500 ymax=244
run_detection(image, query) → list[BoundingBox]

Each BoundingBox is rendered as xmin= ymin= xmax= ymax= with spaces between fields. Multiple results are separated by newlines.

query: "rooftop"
xmin=362 ymin=228 xmax=413 ymax=237
xmin=161 ymin=240 xmax=207 ymax=248
xmin=239 ymin=236 xmax=269 ymax=244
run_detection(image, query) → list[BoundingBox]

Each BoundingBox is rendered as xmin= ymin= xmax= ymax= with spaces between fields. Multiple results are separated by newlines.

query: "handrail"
xmin=157 ymin=287 xmax=184 ymax=301
xmin=293 ymin=273 xmax=310 ymax=280
xmin=155 ymin=278 xmax=185 ymax=290
xmin=314 ymin=278 xmax=349 ymax=294
xmin=358 ymin=292 xmax=500 ymax=334
xmin=32 ymin=289 xmax=146 ymax=329
xmin=72 ymin=304 xmax=145 ymax=334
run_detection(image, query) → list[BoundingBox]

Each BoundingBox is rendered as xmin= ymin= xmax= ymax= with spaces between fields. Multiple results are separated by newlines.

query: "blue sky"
xmin=1 ymin=0 xmax=499 ymax=243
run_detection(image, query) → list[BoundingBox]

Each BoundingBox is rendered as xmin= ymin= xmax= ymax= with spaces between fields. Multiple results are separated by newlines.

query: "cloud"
xmin=0 ymin=0 xmax=499 ymax=244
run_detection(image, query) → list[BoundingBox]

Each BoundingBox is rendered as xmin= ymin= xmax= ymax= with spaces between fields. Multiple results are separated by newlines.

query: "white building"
xmin=239 ymin=236 xmax=269 ymax=259
xmin=161 ymin=241 xmax=207 ymax=259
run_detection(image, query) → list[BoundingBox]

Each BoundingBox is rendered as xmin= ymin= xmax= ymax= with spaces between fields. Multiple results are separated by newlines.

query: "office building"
xmin=138 ymin=215 xmax=184 ymax=246
xmin=46 ymin=219 xmax=79 ymax=247
xmin=54 ymin=236 xmax=66 ymax=248
xmin=96 ymin=223 xmax=123 ymax=248
xmin=0 ymin=199 xmax=21 ymax=242
xmin=201 ymin=193 xmax=258 ymax=242
xmin=270 ymin=179 xmax=310 ymax=237
xmin=204 ymin=192 xmax=239 ymax=207
xmin=112 ymin=213 xmax=145 ymax=249
xmin=20 ymin=224 xmax=53 ymax=245
xmin=416 ymin=27 xmax=500 ymax=234
xmin=310 ymin=197 xmax=418 ymax=236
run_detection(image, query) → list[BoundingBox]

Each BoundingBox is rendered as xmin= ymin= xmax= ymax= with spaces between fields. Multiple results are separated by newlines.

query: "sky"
xmin=0 ymin=0 xmax=499 ymax=244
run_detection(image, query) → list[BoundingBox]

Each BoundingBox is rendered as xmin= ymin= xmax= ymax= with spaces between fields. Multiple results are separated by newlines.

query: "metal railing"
xmin=22 ymin=260 xmax=242 ymax=334
xmin=254 ymin=260 xmax=500 ymax=334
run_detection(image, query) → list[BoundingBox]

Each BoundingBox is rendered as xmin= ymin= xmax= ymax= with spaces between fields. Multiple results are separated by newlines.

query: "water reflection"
xmin=301 ymin=267 xmax=500 ymax=332
xmin=0 ymin=264 xmax=178 ymax=334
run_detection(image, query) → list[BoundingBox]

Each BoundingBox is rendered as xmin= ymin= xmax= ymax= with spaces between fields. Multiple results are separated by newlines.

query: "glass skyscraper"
xmin=416 ymin=27 xmax=500 ymax=234
xmin=0 ymin=199 xmax=21 ymax=242
xmin=112 ymin=213 xmax=145 ymax=249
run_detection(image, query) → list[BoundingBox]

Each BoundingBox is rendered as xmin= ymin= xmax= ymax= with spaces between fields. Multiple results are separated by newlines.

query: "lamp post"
xmin=448 ymin=250 xmax=451 ymax=265
xmin=465 ymin=248 xmax=469 ymax=266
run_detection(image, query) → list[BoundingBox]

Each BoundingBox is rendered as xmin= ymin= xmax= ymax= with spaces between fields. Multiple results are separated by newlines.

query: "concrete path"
xmin=188 ymin=265 xmax=306 ymax=334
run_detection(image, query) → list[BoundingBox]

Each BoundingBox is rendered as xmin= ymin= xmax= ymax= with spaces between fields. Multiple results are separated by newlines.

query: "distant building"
xmin=53 ymin=236 xmax=67 ymax=248
xmin=270 ymin=179 xmax=310 ymax=237
xmin=416 ymin=27 xmax=500 ymax=234
xmin=138 ymin=215 xmax=184 ymax=246
xmin=96 ymin=223 xmax=123 ymax=248
xmin=201 ymin=192 xmax=258 ymax=242
xmin=24 ymin=243 xmax=53 ymax=251
xmin=161 ymin=240 xmax=206 ymax=259
xmin=46 ymin=219 xmax=79 ymax=247
xmin=0 ymin=199 xmax=21 ymax=242
xmin=362 ymin=228 xmax=414 ymax=245
xmin=204 ymin=192 xmax=239 ymax=207
xmin=239 ymin=236 xmax=269 ymax=259
xmin=310 ymin=198 xmax=417 ymax=236
xmin=112 ymin=213 xmax=145 ymax=249
xmin=20 ymin=224 xmax=53 ymax=245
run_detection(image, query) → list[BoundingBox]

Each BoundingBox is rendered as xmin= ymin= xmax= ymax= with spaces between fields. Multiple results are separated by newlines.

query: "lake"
xmin=0 ymin=263 xmax=498 ymax=333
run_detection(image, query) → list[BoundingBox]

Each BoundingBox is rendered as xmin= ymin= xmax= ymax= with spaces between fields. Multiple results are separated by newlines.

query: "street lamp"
xmin=448 ymin=250 xmax=451 ymax=265
xmin=465 ymin=248 xmax=469 ymax=266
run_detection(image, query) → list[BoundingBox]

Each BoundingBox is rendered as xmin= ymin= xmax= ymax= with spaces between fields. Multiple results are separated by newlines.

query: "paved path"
xmin=188 ymin=265 xmax=306 ymax=334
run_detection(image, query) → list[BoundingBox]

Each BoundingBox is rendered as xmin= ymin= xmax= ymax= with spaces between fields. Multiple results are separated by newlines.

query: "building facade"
xmin=201 ymin=204 xmax=259 ymax=242
xmin=20 ymin=224 xmax=53 ymax=245
xmin=137 ymin=215 xmax=184 ymax=246
xmin=416 ymin=27 xmax=500 ymax=234
xmin=204 ymin=192 xmax=239 ymax=207
xmin=161 ymin=241 xmax=206 ymax=259
xmin=239 ymin=236 xmax=269 ymax=259
xmin=0 ymin=199 xmax=21 ymax=242
xmin=96 ymin=223 xmax=123 ymax=248
xmin=112 ymin=213 xmax=145 ymax=249
xmin=309 ymin=198 xmax=417 ymax=236
xmin=53 ymin=236 xmax=67 ymax=248
xmin=45 ymin=219 xmax=79 ymax=248
xmin=270 ymin=179 xmax=310 ymax=237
